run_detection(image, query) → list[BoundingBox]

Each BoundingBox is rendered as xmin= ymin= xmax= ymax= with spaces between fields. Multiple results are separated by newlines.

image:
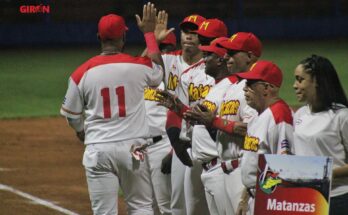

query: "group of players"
xmin=60 ymin=2 xmax=348 ymax=215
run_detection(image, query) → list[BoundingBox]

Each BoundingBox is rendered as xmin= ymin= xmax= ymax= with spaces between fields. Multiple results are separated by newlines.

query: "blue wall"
xmin=1 ymin=16 xmax=348 ymax=46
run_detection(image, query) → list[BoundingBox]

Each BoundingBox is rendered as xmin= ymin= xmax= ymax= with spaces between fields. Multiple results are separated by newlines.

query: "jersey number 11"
xmin=101 ymin=86 xmax=126 ymax=118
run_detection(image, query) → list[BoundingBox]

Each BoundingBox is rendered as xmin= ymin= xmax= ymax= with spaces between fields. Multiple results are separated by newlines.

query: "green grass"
xmin=261 ymin=39 xmax=348 ymax=106
xmin=0 ymin=40 xmax=347 ymax=119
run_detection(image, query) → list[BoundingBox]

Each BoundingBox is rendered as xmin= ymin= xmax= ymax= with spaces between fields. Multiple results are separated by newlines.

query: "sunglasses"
xmin=246 ymin=80 xmax=269 ymax=88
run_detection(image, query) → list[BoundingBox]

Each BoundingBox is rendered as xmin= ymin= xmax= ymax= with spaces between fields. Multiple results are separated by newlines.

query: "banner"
xmin=254 ymin=154 xmax=332 ymax=215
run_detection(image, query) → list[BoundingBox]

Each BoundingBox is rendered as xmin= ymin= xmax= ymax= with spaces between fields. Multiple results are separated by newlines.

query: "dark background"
xmin=1 ymin=0 xmax=348 ymax=47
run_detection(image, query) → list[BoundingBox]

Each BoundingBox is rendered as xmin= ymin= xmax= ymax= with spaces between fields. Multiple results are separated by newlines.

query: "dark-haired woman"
xmin=293 ymin=55 xmax=348 ymax=215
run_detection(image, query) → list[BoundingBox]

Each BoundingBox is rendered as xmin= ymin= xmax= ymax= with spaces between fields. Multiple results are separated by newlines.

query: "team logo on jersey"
xmin=201 ymin=100 xmax=217 ymax=112
xmin=167 ymin=72 xmax=179 ymax=91
xmin=144 ymin=87 xmax=158 ymax=101
xmin=243 ymin=135 xmax=259 ymax=152
xmin=259 ymin=170 xmax=282 ymax=194
xmin=188 ymin=83 xmax=211 ymax=102
xmin=219 ymin=100 xmax=240 ymax=116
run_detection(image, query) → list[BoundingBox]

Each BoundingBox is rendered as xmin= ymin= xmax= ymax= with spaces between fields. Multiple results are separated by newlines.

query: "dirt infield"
xmin=0 ymin=117 xmax=126 ymax=215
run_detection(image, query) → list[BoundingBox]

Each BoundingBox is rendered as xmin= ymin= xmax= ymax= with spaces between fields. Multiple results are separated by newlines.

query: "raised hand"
xmin=136 ymin=2 xmax=157 ymax=33
xmin=155 ymin=10 xmax=175 ymax=42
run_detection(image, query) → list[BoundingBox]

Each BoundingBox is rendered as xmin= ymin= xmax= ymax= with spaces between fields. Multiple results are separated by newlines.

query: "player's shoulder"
xmin=162 ymin=50 xmax=182 ymax=56
xmin=181 ymin=59 xmax=205 ymax=76
xmin=269 ymin=99 xmax=293 ymax=125
xmin=294 ymin=105 xmax=309 ymax=117
xmin=71 ymin=54 xmax=152 ymax=84
xmin=333 ymin=105 xmax=348 ymax=120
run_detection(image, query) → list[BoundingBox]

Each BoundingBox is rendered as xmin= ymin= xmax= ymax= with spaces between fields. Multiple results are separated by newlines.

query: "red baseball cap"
xmin=195 ymin=18 xmax=228 ymax=38
xmin=180 ymin=14 xmax=206 ymax=31
xmin=218 ymin=32 xmax=262 ymax=57
xmin=161 ymin=32 xmax=177 ymax=46
xmin=199 ymin=37 xmax=228 ymax=57
xmin=237 ymin=60 xmax=283 ymax=87
xmin=98 ymin=14 xmax=128 ymax=40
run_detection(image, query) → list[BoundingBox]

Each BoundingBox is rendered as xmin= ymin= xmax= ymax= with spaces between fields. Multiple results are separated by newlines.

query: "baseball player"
xmin=60 ymin=3 xmax=165 ymax=215
xmin=237 ymin=61 xmax=294 ymax=215
xmin=292 ymin=55 xmax=348 ymax=215
xmin=180 ymin=18 xmax=228 ymax=215
xmin=157 ymin=18 xmax=229 ymax=215
xmin=184 ymin=37 xmax=234 ymax=215
xmin=184 ymin=32 xmax=262 ymax=215
xmin=158 ymin=14 xmax=206 ymax=215
xmin=140 ymin=33 xmax=178 ymax=215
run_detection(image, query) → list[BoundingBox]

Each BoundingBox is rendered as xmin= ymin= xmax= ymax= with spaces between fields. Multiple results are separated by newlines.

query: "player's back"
xmin=70 ymin=53 xmax=163 ymax=144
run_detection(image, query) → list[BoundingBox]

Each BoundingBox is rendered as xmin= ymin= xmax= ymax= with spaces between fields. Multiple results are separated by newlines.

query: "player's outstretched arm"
xmin=140 ymin=10 xmax=175 ymax=57
xmin=136 ymin=2 xmax=164 ymax=69
xmin=156 ymin=89 xmax=189 ymax=116
xmin=185 ymin=103 xmax=247 ymax=136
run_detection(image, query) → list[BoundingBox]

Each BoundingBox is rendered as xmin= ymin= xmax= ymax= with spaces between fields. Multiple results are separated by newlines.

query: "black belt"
xmin=152 ymin=135 xmax=163 ymax=143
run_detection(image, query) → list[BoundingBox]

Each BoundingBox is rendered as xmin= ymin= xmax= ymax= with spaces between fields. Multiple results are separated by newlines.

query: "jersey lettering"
xmin=167 ymin=72 xmax=179 ymax=91
xmin=219 ymin=100 xmax=240 ymax=116
xmin=202 ymin=100 xmax=217 ymax=112
xmin=188 ymin=83 xmax=211 ymax=102
xmin=243 ymin=135 xmax=259 ymax=152
xmin=144 ymin=87 xmax=159 ymax=101
xmin=101 ymin=86 xmax=126 ymax=119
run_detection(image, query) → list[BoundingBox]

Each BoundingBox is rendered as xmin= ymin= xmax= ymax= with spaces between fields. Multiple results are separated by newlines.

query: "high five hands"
xmin=136 ymin=3 xmax=175 ymax=40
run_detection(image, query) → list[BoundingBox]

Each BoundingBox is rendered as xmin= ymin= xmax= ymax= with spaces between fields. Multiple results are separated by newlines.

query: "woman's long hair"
xmin=300 ymin=55 xmax=348 ymax=111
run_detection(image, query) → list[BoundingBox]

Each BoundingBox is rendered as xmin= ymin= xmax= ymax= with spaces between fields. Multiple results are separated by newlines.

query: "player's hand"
xmin=155 ymin=10 xmax=175 ymax=42
xmin=184 ymin=103 xmax=215 ymax=126
xmin=233 ymin=121 xmax=248 ymax=137
xmin=172 ymin=139 xmax=192 ymax=167
xmin=130 ymin=144 xmax=148 ymax=161
xmin=155 ymin=90 xmax=184 ymax=113
xmin=236 ymin=199 xmax=249 ymax=215
xmin=76 ymin=131 xmax=85 ymax=142
xmin=161 ymin=152 xmax=172 ymax=174
xmin=136 ymin=2 xmax=157 ymax=33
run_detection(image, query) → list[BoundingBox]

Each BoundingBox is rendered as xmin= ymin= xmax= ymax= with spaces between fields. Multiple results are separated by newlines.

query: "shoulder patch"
xmin=270 ymin=100 xmax=293 ymax=125
xmin=71 ymin=54 xmax=152 ymax=85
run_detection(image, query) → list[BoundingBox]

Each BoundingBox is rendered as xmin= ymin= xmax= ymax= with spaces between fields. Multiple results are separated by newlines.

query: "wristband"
xmin=212 ymin=116 xmax=235 ymax=134
xmin=166 ymin=110 xmax=182 ymax=129
xmin=144 ymin=32 xmax=160 ymax=55
xmin=178 ymin=105 xmax=190 ymax=118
